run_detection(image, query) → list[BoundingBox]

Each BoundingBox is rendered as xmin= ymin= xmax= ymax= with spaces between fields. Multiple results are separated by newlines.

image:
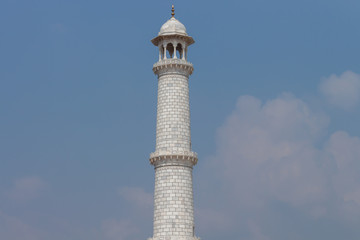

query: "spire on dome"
xmin=151 ymin=5 xmax=195 ymax=46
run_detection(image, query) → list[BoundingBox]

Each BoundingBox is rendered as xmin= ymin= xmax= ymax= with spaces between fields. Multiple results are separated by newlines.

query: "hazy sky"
xmin=1 ymin=0 xmax=360 ymax=239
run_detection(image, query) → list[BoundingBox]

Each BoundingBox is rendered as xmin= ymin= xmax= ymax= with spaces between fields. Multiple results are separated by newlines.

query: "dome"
xmin=159 ymin=17 xmax=188 ymax=36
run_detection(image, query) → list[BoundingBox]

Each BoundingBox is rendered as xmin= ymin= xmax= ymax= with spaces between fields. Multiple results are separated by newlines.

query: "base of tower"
xmin=148 ymin=237 xmax=200 ymax=240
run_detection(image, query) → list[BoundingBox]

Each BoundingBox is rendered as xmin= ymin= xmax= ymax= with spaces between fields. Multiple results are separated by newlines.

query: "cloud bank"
xmin=7 ymin=176 xmax=46 ymax=202
xmin=197 ymin=88 xmax=360 ymax=239
xmin=320 ymin=71 xmax=360 ymax=110
xmin=0 ymin=211 xmax=45 ymax=240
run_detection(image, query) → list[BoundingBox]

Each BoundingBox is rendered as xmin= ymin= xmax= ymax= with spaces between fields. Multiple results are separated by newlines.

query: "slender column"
xmin=164 ymin=44 xmax=167 ymax=59
xmin=173 ymin=42 xmax=177 ymax=59
xmin=159 ymin=46 xmax=162 ymax=61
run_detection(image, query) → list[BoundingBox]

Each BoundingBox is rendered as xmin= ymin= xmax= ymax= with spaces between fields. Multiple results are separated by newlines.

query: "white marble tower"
xmin=148 ymin=6 xmax=200 ymax=240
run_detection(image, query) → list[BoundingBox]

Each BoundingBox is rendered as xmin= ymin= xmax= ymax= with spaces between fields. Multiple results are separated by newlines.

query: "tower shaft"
xmin=152 ymin=69 xmax=196 ymax=239
xmin=153 ymin=162 xmax=194 ymax=238
xmin=156 ymin=73 xmax=191 ymax=153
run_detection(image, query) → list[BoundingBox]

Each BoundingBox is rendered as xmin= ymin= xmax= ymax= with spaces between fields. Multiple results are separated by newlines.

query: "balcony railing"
xmin=153 ymin=58 xmax=193 ymax=68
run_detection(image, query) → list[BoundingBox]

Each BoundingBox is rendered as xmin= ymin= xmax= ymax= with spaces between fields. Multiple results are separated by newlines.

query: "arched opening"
xmin=176 ymin=43 xmax=183 ymax=59
xmin=166 ymin=43 xmax=174 ymax=59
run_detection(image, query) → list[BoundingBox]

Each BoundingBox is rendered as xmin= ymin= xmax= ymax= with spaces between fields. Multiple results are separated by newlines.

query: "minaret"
xmin=148 ymin=6 xmax=200 ymax=240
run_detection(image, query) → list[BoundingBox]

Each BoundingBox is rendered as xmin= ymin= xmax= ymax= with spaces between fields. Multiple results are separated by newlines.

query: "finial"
xmin=171 ymin=5 xmax=175 ymax=17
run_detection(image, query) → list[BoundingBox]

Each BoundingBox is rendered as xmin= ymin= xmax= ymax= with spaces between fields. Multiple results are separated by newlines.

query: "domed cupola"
xmin=151 ymin=5 xmax=194 ymax=63
xmin=159 ymin=17 xmax=188 ymax=36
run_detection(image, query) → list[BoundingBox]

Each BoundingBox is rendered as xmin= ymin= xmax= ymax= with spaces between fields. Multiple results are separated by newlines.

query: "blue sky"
xmin=1 ymin=0 xmax=360 ymax=239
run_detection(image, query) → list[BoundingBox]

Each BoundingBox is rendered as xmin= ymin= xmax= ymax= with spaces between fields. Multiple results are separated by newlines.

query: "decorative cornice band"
xmin=149 ymin=152 xmax=198 ymax=168
xmin=147 ymin=237 xmax=200 ymax=240
xmin=153 ymin=59 xmax=194 ymax=77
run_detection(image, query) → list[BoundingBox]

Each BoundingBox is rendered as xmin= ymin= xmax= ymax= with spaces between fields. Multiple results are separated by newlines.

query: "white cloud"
xmin=0 ymin=210 xmax=45 ymax=240
xmin=200 ymin=92 xmax=360 ymax=239
xmin=118 ymin=186 xmax=153 ymax=209
xmin=215 ymin=94 xmax=329 ymax=208
xmin=7 ymin=176 xmax=46 ymax=202
xmin=101 ymin=219 xmax=138 ymax=240
xmin=319 ymin=71 xmax=360 ymax=110
xmin=325 ymin=131 xmax=360 ymax=207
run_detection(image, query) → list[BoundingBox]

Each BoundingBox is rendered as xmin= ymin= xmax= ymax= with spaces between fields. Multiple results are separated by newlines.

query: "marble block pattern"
xmin=156 ymin=73 xmax=191 ymax=153
xmin=153 ymin=166 xmax=194 ymax=238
